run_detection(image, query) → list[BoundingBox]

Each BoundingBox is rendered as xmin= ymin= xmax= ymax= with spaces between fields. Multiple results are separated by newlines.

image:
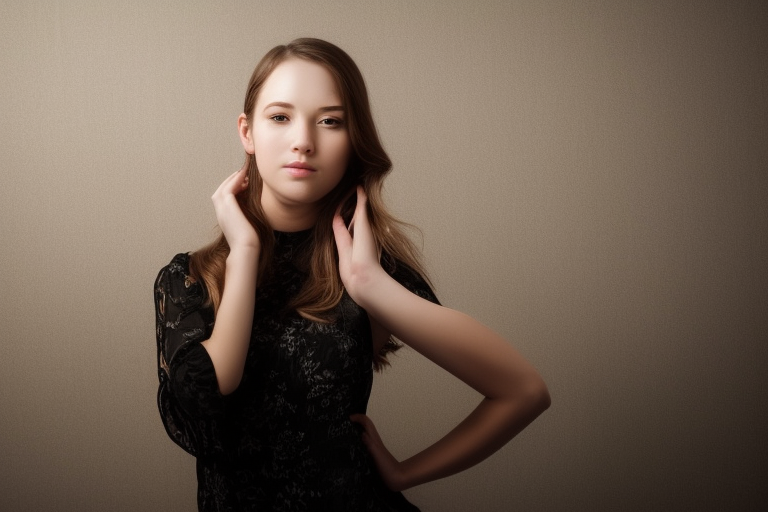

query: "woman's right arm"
xmin=200 ymin=167 xmax=260 ymax=395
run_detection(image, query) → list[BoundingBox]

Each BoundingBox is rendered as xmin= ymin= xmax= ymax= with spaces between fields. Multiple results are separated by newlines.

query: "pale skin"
xmin=200 ymin=58 xmax=550 ymax=491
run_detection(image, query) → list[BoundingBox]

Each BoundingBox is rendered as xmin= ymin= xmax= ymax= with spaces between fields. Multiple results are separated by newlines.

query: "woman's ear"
xmin=238 ymin=113 xmax=255 ymax=155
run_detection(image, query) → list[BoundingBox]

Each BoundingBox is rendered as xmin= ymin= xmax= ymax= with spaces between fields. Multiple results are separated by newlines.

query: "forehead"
xmin=256 ymin=58 xmax=342 ymax=109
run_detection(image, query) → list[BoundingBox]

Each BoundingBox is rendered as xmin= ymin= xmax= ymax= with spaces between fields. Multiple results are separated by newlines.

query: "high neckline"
xmin=273 ymin=228 xmax=313 ymax=248
xmin=274 ymin=227 xmax=312 ymax=237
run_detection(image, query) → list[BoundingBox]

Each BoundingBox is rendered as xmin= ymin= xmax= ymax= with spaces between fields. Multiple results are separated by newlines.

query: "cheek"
xmin=252 ymin=135 xmax=269 ymax=155
xmin=253 ymin=135 xmax=280 ymax=170
xmin=252 ymin=123 xmax=279 ymax=151
xmin=332 ymin=136 xmax=352 ymax=170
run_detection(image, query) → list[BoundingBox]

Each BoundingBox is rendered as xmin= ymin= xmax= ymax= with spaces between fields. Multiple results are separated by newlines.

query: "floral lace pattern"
xmin=154 ymin=230 xmax=437 ymax=511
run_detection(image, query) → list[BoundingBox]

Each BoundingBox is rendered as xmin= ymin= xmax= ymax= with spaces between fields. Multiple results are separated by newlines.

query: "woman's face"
xmin=242 ymin=58 xmax=351 ymax=222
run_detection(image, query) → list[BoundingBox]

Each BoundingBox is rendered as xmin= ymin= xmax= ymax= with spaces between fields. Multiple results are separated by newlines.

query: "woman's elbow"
xmin=216 ymin=373 xmax=243 ymax=396
xmin=534 ymin=379 xmax=551 ymax=413
xmin=519 ymin=374 xmax=551 ymax=417
xmin=530 ymin=377 xmax=552 ymax=415
xmin=218 ymin=383 xmax=239 ymax=396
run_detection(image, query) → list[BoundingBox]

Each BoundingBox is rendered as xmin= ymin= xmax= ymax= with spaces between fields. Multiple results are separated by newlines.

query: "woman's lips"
xmin=284 ymin=161 xmax=317 ymax=178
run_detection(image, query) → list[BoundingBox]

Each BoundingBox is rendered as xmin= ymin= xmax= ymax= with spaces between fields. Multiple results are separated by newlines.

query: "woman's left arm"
xmin=334 ymin=187 xmax=551 ymax=491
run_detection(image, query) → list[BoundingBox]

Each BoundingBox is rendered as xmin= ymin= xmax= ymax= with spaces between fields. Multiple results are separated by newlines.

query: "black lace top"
xmin=154 ymin=230 xmax=438 ymax=511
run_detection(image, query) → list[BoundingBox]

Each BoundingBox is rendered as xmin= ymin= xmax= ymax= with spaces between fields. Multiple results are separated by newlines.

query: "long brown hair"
xmin=190 ymin=38 xmax=430 ymax=368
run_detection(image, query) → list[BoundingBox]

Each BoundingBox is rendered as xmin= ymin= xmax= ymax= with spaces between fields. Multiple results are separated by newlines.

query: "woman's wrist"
xmin=226 ymin=245 xmax=260 ymax=267
xmin=348 ymin=265 xmax=392 ymax=310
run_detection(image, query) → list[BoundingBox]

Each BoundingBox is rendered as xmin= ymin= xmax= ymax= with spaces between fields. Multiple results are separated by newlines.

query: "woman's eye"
xmin=319 ymin=118 xmax=343 ymax=127
xmin=270 ymin=115 xmax=288 ymax=122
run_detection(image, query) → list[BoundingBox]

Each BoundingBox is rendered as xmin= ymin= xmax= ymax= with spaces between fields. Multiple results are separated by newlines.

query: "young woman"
xmin=154 ymin=38 xmax=550 ymax=511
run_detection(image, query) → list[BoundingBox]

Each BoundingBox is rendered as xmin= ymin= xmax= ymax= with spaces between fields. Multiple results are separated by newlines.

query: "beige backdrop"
xmin=1 ymin=1 xmax=766 ymax=510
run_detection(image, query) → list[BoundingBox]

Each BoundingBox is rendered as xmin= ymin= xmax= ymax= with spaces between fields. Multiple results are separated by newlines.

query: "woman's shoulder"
xmin=381 ymin=252 xmax=439 ymax=305
xmin=154 ymin=252 xmax=208 ymax=307
xmin=155 ymin=252 xmax=191 ymax=287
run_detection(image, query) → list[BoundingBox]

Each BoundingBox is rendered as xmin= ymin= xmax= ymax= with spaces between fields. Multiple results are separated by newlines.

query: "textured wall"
xmin=1 ymin=1 xmax=766 ymax=510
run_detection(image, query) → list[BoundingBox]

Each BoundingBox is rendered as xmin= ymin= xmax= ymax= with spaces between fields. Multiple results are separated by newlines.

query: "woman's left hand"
xmin=332 ymin=186 xmax=385 ymax=305
xmin=350 ymin=413 xmax=409 ymax=491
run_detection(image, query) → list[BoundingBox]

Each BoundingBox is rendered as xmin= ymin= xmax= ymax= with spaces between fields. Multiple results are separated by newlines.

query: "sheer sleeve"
xmin=154 ymin=253 xmax=225 ymax=457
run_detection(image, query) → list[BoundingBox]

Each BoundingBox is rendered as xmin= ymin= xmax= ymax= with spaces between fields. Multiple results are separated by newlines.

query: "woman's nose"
xmin=292 ymin=123 xmax=315 ymax=155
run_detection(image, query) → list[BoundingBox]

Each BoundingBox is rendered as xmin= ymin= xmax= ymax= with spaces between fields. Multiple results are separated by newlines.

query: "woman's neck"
xmin=261 ymin=195 xmax=320 ymax=232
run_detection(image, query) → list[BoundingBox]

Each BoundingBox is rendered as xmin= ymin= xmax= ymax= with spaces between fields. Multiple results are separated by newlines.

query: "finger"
xmin=350 ymin=414 xmax=379 ymax=436
xmin=236 ymin=169 xmax=250 ymax=193
xmin=332 ymin=205 xmax=352 ymax=255
xmin=354 ymin=187 xmax=372 ymax=235
xmin=225 ymin=166 xmax=248 ymax=184
xmin=348 ymin=208 xmax=356 ymax=234
xmin=350 ymin=186 xmax=378 ymax=260
xmin=230 ymin=165 xmax=249 ymax=189
xmin=349 ymin=413 xmax=369 ymax=426
xmin=350 ymin=414 xmax=374 ymax=445
xmin=353 ymin=186 xmax=367 ymax=223
xmin=214 ymin=170 xmax=243 ymax=196
xmin=215 ymin=167 xmax=249 ymax=198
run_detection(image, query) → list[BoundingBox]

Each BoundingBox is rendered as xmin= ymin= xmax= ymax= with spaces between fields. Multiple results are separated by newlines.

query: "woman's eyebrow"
xmin=264 ymin=101 xmax=293 ymax=110
xmin=264 ymin=101 xmax=293 ymax=111
xmin=263 ymin=101 xmax=344 ymax=113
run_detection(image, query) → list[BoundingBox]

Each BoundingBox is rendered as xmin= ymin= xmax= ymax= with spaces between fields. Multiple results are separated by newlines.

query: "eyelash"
xmin=320 ymin=118 xmax=343 ymax=127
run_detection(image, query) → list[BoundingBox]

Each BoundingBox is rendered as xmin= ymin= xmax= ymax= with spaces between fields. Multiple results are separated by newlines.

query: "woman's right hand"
xmin=211 ymin=166 xmax=260 ymax=251
xmin=203 ymin=165 xmax=260 ymax=395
